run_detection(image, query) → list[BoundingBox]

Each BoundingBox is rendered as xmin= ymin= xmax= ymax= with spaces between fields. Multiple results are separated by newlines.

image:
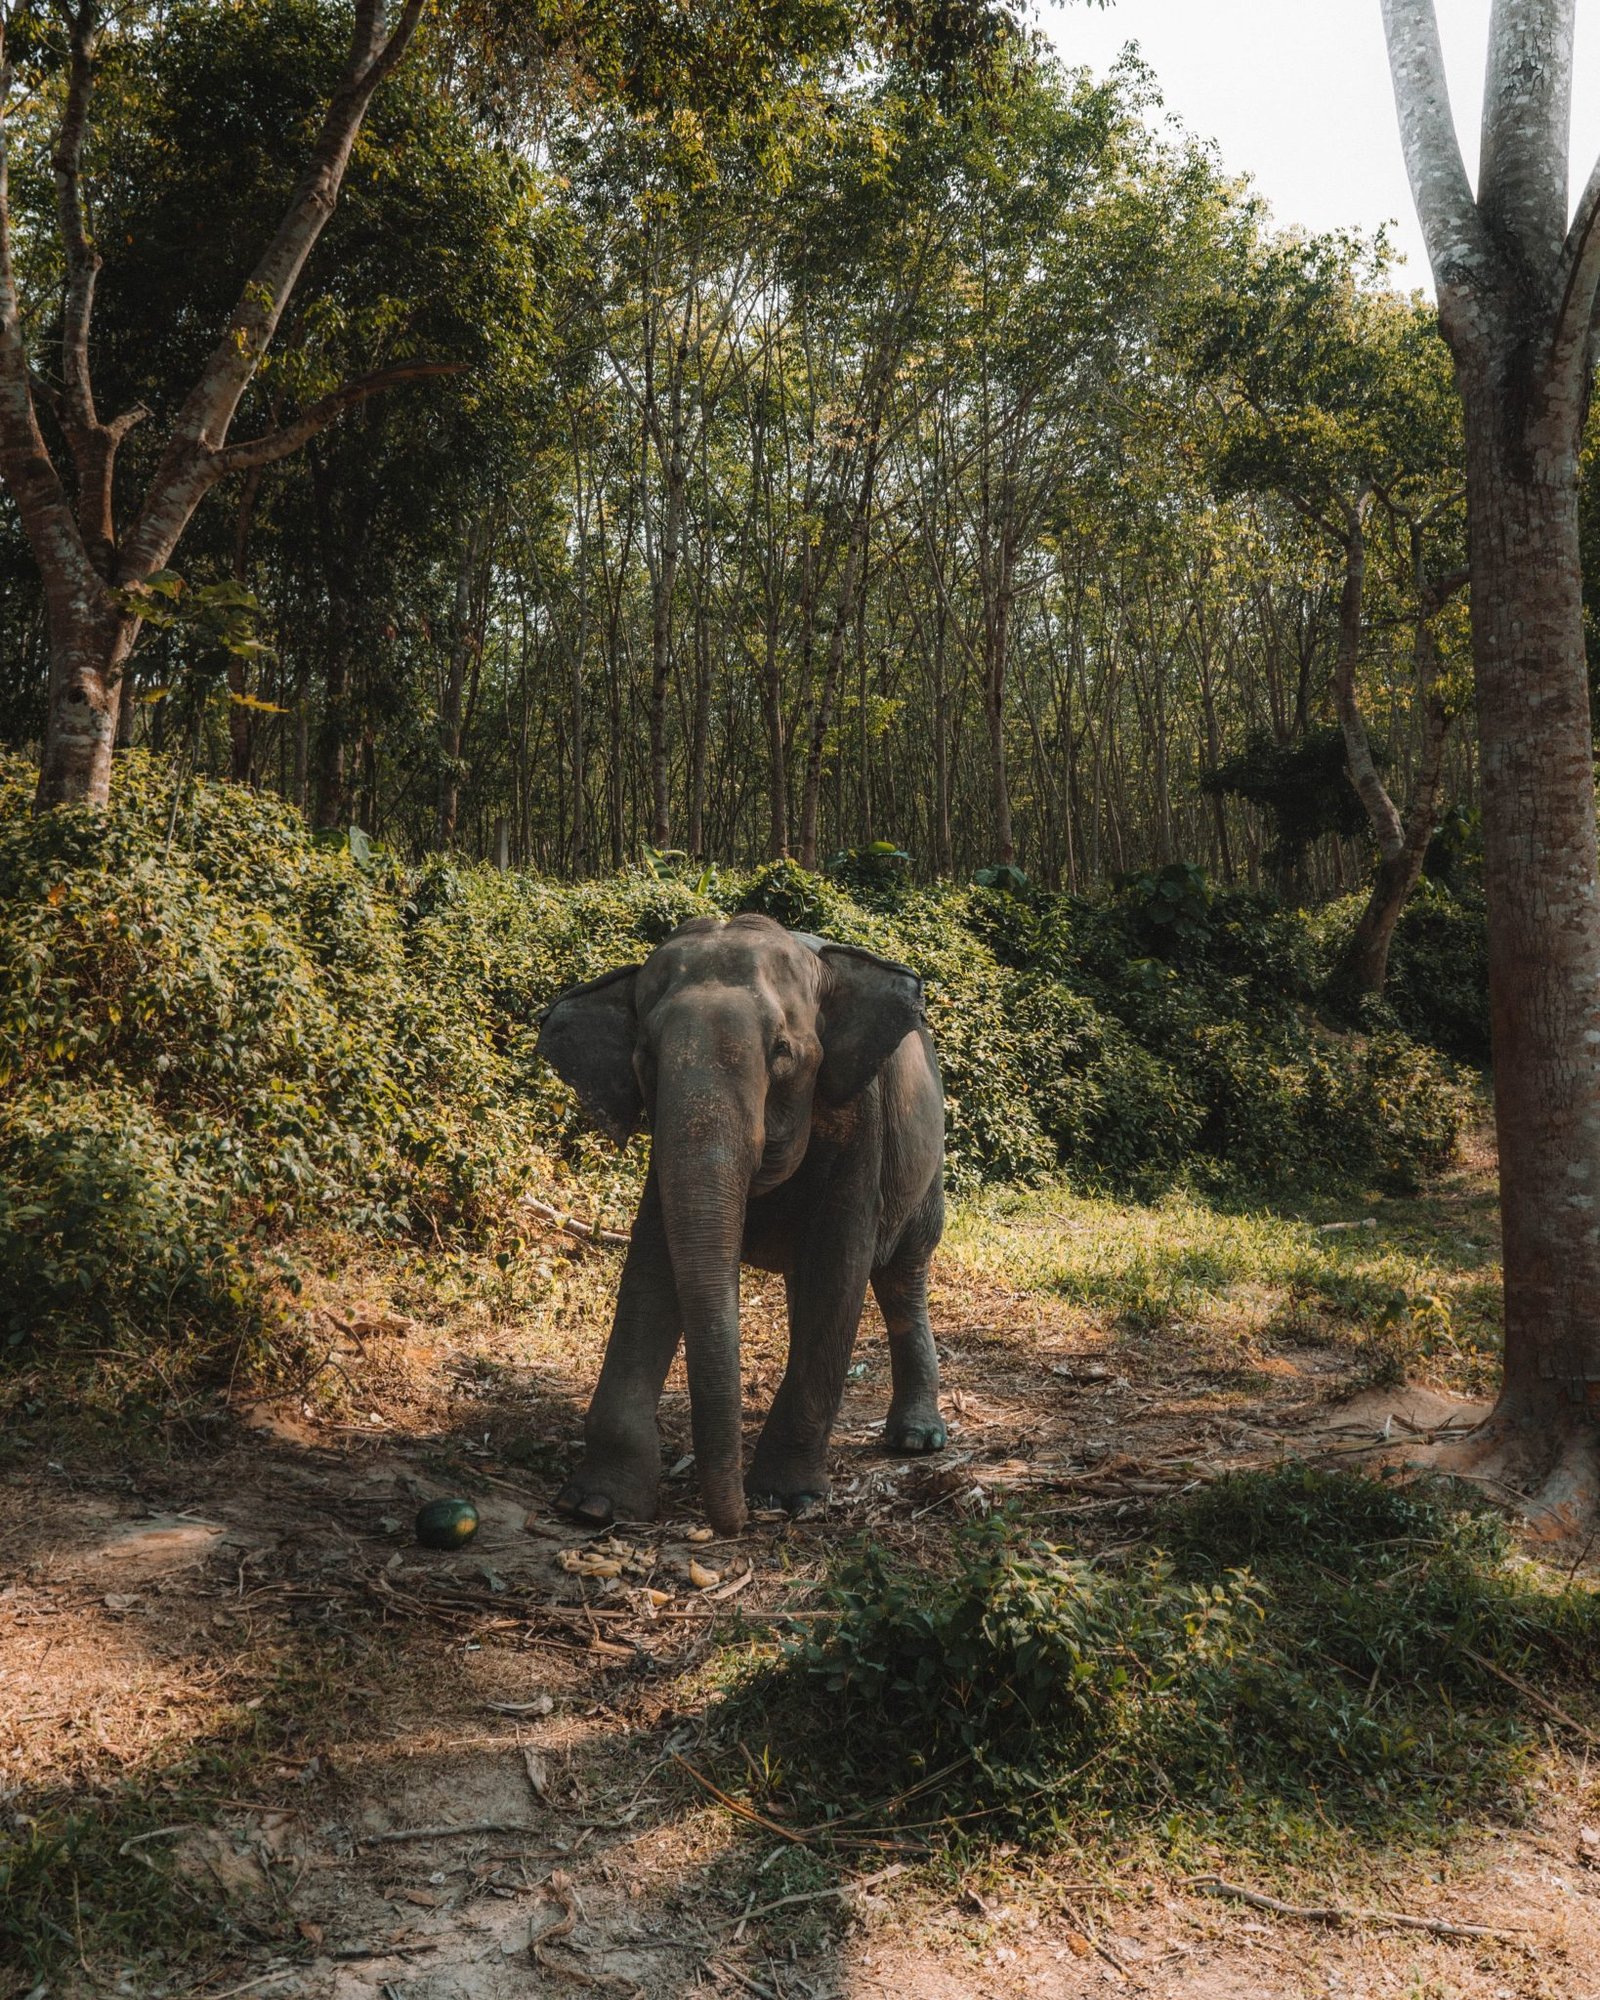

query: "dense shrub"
xmin=739 ymin=1469 xmax=1600 ymax=1851
xmin=0 ymin=755 xmax=1470 ymax=1357
xmin=1388 ymin=889 xmax=1491 ymax=1064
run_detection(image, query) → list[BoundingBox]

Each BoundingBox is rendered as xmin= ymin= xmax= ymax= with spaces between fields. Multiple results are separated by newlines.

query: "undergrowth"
xmin=731 ymin=1467 xmax=1599 ymax=1865
xmin=1 ymin=751 xmax=1469 ymax=1379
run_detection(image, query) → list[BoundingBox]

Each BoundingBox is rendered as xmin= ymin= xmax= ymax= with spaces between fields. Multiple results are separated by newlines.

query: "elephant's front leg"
xmin=556 ymin=1169 xmax=681 ymax=1526
xmin=748 ymin=1224 xmax=874 ymax=1516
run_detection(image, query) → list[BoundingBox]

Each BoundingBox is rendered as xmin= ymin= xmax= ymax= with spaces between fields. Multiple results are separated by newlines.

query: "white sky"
xmin=1040 ymin=1 xmax=1600 ymax=286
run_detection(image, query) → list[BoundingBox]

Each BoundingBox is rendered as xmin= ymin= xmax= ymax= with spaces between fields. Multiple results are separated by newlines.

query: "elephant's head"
xmin=537 ymin=915 xmax=924 ymax=1531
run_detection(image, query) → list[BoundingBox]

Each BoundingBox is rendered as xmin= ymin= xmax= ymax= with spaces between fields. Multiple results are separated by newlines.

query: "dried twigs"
xmin=713 ymin=1862 xmax=909 ymax=1930
xmin=668 ymin=1751 xmax=810 ymax=1846
xmin=522 ymin=1196 xmax=631 ymax=1251
xmin=1186 ymin=1875 xmax=1524 ymax=1941
xmin=356 ymin=1820 xmax=539 ymax=1847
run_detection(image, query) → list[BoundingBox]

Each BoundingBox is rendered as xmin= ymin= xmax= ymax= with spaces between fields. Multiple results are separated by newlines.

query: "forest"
xmin=2 ymin=3 xmax=1600 ymax=1998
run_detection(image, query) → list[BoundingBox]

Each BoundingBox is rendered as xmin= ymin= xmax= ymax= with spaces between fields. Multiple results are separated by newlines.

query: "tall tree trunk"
xmin=226 ymin=465 xmax=266 ymax=785
xmin=687 ymin=606 xmax=712 ymax=859
xmin=760 ymin=607 xmax=788 ymax=859
xmin=1382 ymin=0 xmax=1600 ymax=1519
xmin=438 ymin=510 xmax=487 ymax=850
xmin=645 ymin=380 xmax=686 ymax=852
xmin=932 ymin=605 xmax=953 ymax=877
xmin=1464 ymin=397 xmax=1600 ymax=1429
xmin=798 ymin=455 xmax=875 ymax=872
xmin=982 ymin=563 xmax=1015 ymax=866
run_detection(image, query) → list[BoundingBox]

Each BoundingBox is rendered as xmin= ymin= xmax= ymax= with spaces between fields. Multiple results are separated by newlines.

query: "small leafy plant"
xmin=735 ymin=1469 xmax=1599 ymax=1858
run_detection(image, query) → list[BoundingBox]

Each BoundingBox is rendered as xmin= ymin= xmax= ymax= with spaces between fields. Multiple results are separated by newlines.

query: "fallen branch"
xmin=357 ymin=1820 xmax=540 ymax=1846
xmin=1461 ymin=1646 xmax=1600 ymax=1746
xmin=1185 ymin=1875 xmax=1524 ymax=1941
xmin=668 ymin=1751 xmax=810 ymax=1846
xmin=713 ymin=1862 xmax=908 ymax=1929
xmin=706 ymin=1960 xmax=779 ymax=2000
xmin=529 ymin=1869 xmax=586 ymax=1980
xmin=522 ymin=1196 xmax=631 ymax=1250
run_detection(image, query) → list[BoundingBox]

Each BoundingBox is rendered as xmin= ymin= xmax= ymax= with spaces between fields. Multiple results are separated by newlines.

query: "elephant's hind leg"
xmin=556 ymin=1172 xmax=680 ymax=1526
xmin=748 ymin=1234 xmax=875 ymax=1516
xmin=871 ymin=1247 xmax=946 ymax=1455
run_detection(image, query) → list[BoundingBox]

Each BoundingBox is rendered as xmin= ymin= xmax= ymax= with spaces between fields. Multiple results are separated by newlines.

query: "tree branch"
xmin=207 ymin=360 xmax=466 ymax=476
xmin=1548 ymin=145 xmax=1600 ymax=411
xmin=52 ymin=1 xmax=101 ymax=442
xmin=121 ymin=0 xmax=428 ymax=579
xmin=0 ymin=38 xmax=92 ymax=593
xmin=1379 ymin=0 xmax=1495 ymax=325
xmin=1478 ymin=0 xmax=1575 ymax=278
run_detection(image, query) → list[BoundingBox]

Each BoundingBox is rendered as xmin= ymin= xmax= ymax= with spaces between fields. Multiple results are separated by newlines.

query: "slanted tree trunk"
xmin=0 ymin=0 xmax=436 ymax=813
xmin=1331 ymin=517 xmax=1462 ymax=997
xmin=1381 ymin=0 xmax=1600 ymax=1525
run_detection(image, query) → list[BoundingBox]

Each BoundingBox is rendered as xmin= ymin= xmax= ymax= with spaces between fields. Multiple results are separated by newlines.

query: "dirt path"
xmin=4 ymin=1235 xmax=1598 ymax=2000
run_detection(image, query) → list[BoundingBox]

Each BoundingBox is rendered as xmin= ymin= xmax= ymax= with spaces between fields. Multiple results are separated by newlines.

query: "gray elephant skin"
xmin=535 ymin=913 xmax=948 ymax=1535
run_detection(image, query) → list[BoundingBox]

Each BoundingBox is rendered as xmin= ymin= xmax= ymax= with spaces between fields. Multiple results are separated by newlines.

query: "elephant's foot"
xmin=555 ymin=1453 xmax=660 ymax=1528
xmin=883 ymin=1402 xmax=947 ymax=1454
xmin=746 ymin=1446 xmax=831 ymax=1519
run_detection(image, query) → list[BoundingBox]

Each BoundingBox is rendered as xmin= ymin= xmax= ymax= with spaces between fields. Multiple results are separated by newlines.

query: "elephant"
xmin=535 ymin=912 xmax=948 ymax=1536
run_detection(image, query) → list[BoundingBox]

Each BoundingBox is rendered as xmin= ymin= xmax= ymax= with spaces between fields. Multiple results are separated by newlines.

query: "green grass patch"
xmin=945 ymin=1181 xmax=1501 ymax=1382
xmin=728 ymin=1468 xmax=1597 ymax=1868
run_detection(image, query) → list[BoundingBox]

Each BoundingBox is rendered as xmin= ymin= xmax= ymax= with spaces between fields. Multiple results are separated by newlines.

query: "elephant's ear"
xmin=816 ymin=944 xmax=925 ymax=1105
xmin=537 ymin=965 xmax=643 ymax=1143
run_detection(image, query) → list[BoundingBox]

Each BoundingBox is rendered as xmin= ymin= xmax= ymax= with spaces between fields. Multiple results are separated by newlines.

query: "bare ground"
xmin=4 ymin=1169 xmax=1599 ymax=2000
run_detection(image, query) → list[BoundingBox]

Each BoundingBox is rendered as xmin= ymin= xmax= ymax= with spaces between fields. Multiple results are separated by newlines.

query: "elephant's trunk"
xmin=652 ymin=1071 xmax=759 ymax=1536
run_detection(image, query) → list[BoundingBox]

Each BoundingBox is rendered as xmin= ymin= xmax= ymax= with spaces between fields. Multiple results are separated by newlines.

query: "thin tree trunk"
xmin=1332 ymin=532 xmax=1460 ymax=998
xmin=226 ymin=465 xmax=267 ymax=784
xmin=438 ymin=510 xmax=487 ymax=849
xmin=798 ymin=456 xmax=874 ymax=872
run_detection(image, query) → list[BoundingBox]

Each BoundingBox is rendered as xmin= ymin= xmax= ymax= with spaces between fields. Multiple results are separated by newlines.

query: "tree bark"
xmin=1463 ymin=392 xmax=1600 ymax=1421
xmin=438 ymin=510 xmax=488 ymax=849
xmin=6 ymin=0 xmax=427 ymax=812
xmin=1382 ymin=0 xmax=1600 ymax=1508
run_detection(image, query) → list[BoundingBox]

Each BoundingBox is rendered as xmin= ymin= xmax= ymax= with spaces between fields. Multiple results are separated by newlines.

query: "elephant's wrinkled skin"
xmin=536 ymin=913 xmax=947 ymax=1535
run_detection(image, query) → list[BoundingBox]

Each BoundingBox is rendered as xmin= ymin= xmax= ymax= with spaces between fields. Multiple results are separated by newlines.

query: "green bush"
xmin=0 ymin=753 xmax=1471 ymax=1362
xmin=739 ymin=1469 xmax=1600 ymax=1853
xmin=1388 ymin=890 xmax=1490 ymax=1065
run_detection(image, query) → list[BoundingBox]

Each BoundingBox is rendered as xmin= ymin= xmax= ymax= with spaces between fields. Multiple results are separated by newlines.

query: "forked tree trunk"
xmin=35 ymin=597 xmax=136 ymax=809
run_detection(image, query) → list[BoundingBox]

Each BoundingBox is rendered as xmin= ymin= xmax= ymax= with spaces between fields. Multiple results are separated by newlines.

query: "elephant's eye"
xmin=771 ymin=1036 xmax=795 ymax=1068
